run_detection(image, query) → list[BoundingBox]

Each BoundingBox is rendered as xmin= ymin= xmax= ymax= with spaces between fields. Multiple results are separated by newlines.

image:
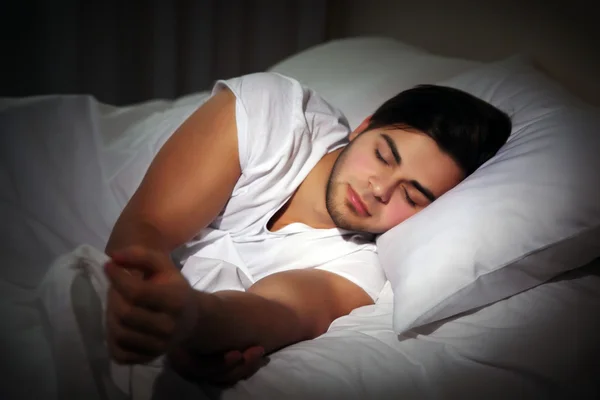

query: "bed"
xmin=1 ymin=37 xmax=599 ymax=400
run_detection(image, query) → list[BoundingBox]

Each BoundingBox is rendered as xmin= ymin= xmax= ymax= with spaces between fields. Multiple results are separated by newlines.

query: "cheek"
xmin=380 ymin=200 xmax=416 ymax=228
xmin=343 ymin=150 xmax=376 ymax=178
xmin=353 ymin=151 xmax=375 ymax=169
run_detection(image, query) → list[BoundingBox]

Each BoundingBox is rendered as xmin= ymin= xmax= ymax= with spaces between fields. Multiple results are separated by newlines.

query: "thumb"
xmin=110 ymin=246 xmax=171 ymax=276
xmin=104 ymin=260 xmax=141 ymax=299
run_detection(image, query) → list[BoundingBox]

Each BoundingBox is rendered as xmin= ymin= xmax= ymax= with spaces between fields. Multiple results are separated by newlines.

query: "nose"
xmin=369 ymin=175 xmax=396 ymax=204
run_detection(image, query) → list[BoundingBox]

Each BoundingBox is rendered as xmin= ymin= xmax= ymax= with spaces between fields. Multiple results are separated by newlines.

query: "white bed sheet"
xmin=145 ymin=262 xmax=600 ymax=400
xmin=1 ymin=94 xmax=599 ymax=400
xmin=11 ymin=245 xmax=600 ymax=400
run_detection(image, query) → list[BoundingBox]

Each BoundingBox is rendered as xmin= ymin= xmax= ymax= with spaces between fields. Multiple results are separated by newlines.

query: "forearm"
xmin=186 ymin=290 xmax=312 ymax=356
xmin=182 ymin=269 xmax=369 ymax=357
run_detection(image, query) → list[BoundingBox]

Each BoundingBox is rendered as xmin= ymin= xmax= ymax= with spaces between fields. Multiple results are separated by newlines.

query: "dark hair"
xmin=364 ymin=84 xmax=512 ymax=175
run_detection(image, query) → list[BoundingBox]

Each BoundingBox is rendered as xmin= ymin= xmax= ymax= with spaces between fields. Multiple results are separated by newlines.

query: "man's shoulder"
xmin=224 ymin=72 xmax=300 ymax=97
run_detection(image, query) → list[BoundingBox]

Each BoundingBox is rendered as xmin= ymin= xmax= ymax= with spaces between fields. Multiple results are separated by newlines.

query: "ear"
xmin=349 ymin=115 xmax=371 ymax=141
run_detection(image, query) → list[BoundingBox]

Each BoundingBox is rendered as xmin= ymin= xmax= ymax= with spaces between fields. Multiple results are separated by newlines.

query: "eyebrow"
xmin=410 ymin=180 xmax=437 ymax=202
xmin=380 ymin=133 xmax=401 ymax=165
xmin=380 ymin=133 xmax=437 ymax=202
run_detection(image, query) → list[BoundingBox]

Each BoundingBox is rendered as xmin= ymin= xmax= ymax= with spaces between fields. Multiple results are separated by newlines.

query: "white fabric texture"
xmin=31 ymin=244 xmax=600 ymax=400
xmin=177 ymin=72 xmax=386 ymax=301
xmin=0 ymin=92 xmax=210 ymax=400
xmin=0 ymin=93 xmax=210 ymax=289
xmin=36 ymin=245 xmax=116 ymax=400
xmin=34 ymin=245 xmax=232 ymax=400
xmin=377 ymin=56 xmax=600 ymax=333
xmin=269 ymin=37 xmax=482 ymax=130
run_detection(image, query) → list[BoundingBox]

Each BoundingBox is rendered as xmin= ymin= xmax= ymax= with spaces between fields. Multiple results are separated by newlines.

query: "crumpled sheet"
xmin=36 ymin=242 xmax=254 ymax=400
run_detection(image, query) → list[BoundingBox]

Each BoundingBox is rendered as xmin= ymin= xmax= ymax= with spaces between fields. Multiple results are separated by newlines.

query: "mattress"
xmin=1 ymin=92 xmax=599 ymax=400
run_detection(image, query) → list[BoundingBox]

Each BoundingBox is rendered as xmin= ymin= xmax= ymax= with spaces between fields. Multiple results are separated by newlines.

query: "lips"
xmin=347 ymin=185 xmax=370 ymax=217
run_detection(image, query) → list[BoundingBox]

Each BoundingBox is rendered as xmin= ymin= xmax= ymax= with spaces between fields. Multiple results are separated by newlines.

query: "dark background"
xmin=1 ymin=0 xmax=599 ymax=106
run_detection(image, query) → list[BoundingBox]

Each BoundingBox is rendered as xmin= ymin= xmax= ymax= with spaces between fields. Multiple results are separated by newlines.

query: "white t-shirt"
xmin=180 ymin=72 xmax=386 ymax=301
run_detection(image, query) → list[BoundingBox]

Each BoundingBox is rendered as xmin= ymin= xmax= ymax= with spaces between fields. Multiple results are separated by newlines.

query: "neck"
xmin=289 ymin=148 xmax=342 ymax=230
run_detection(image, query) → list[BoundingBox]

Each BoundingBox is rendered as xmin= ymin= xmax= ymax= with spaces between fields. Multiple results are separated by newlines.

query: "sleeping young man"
xmin=104 ymin=73 xmax=511 ymax=386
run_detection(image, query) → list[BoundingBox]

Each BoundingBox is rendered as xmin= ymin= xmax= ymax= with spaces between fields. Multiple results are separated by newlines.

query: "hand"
xmin=105 ymin=246 xmax=197 ymax=364
xmin=167 ymin=345 xmax=268 ymax=387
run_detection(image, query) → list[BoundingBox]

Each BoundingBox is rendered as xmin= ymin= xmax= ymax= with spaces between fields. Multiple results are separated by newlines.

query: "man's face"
xmin=326 ymin=124 xmax=464 ymax=234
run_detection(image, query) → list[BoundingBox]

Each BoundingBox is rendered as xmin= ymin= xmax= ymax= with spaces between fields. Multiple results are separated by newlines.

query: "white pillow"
xmin=377 ymin=56 xmax=600 ymax=333
xmin=269 ymin=37 xmax=481 ymax=130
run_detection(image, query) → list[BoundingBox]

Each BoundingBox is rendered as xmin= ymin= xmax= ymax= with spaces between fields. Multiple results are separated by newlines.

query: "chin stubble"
xmin=325 ymin=145 xmax=359 ymax=231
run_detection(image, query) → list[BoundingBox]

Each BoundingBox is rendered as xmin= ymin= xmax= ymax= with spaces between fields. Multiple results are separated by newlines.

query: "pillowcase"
xmin=269 ymin=37 xmax=481 ymax=130
xmin=377 ymin=56 xmax=600 ymax=333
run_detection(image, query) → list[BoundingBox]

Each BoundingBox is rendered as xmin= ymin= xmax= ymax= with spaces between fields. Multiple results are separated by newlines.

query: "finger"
xmin=223 ymin=350 xmax=243 ymax=367
xmin=210 ymin=347 xmax=262 ymax=379
xmin=187 ymin=350 xmax=243 ymax=376
xmin=105 ymin=260 xmax=142 ymax=300
xmin=107 ymin=290 xmax=147 ymax=365
xmin=104 ymin=261 xmax=143 ymax=280
xmin=108 ymin=334 xmax=162 ymax=365
xmin=167 ymin=347 xmax=267 ymax=387
xmin=105 ymin=262 xmax=167 ymax=310
xmin=107 ymin=309 xmax=168 ymax=358
xmin=124 ymin=268 xmax=145 ymax=280
xmin=209 ymin=347 xmax=266 ymax=386
xmin=109 ymin=287 xmax=176 ymax=339
xmin=241 ymin=346 xmax=265 ymax=364
xmin=213 ymin=355 xmax=268 ymax=387
xmin=108 ymin=340 xmax=155 ymax=365
xmin=168 ymin=348 xmax=240 ymax=381
xmin=103 ymin=262 xmax=144 ymax=280
xmin=106 ymin=306 xmax=162 ymax=365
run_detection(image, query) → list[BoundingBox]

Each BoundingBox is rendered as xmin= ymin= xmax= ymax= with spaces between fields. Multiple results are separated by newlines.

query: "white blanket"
xmin=35 ymin=243 xmax=251 ymax=400
xmin=27 ymin=244 xmax=600 ymax=400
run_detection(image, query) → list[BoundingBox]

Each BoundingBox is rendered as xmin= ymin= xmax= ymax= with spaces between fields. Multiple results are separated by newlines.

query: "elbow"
xmin=305 ymin=316 xmax=333 ymax=340
xmin=272 ymin=300 xmax=327 ymax=342
xmin=297 ymin=306 xmax=338 ymax=341
xmin=291 ymin=312 xmax=328 ymax=342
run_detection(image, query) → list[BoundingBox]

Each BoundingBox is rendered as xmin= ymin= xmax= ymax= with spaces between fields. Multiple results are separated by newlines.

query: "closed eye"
xmin=402 ymin=186 xmax=417 ymax=207
xmin=375 ymin=149 xmax=389 ymax=166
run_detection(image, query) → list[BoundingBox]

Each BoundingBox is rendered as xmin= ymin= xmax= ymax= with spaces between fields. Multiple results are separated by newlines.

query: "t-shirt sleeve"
xmin=210 ymin=72 xmax=350 ymax=174
xmin=315 ymin=247 xmax=387 ymax=303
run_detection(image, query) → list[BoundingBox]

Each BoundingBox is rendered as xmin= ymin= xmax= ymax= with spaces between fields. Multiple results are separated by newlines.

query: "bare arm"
xmin=106 ymin=247 xmax=375 ymax=384
xmin=184 ymin=269 xmax=374 ymax=355
xmin=105 ymin=88 xmax=240 ymax=255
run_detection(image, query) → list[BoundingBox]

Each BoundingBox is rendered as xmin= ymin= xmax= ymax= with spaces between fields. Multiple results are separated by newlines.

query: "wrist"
xmin=177 ymin=290 xmax=221 ymax=348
